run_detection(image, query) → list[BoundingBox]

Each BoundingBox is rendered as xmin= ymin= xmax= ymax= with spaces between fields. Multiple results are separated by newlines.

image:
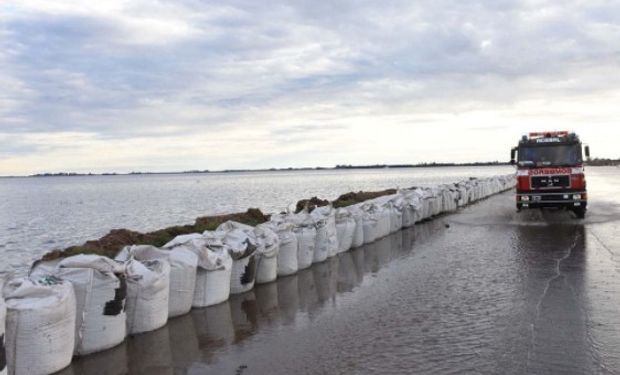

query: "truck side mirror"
xmin=585 ymin=145 xmax=590 ymax=158
xmin=510 ymin=148 xmax=516 ymax=164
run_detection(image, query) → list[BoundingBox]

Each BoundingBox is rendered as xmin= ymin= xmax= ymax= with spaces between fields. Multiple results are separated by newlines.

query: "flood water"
xmin=58 ymin=167 xmax=620 ymax=375
xmin=0 ymin=166 xmax=511 ymax=273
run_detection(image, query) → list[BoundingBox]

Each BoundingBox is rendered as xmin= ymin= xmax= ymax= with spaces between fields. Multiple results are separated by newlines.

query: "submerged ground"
xmin=63 ymin=168 xmax=620 ymax=375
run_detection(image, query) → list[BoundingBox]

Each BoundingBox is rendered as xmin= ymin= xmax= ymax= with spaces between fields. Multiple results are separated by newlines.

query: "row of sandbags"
xmin=0 ymin=174 xmax=514 ymax=375
xmin=0 ymin=220 xmax=280 ymax=375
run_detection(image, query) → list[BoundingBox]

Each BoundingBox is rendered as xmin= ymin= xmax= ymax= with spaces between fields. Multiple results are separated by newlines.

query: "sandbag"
xmin=272 ymin=222 xmax=298 ymax=276
xmin=163 ymin=233 xmax=203 ymax=248
xmin=456 ymin=184 xmax=468 ymax=207
xmin=293 ymin=219 xmax=316 ymax=270
xmin=335 ymin=208 xmax=356 ymax=253
xmin=401 ymin=189 xmax=423 ymax=227
xmin=218 ymin=226 xmax=258 ymax=294
xmin=117 ymin=245 xmax=198 ymax=317
xmin=430 ymin=188 xmax=443 ymax=216
xmin=310 ymin=213 xmax=329 ymax=263
xmin=254 ymin=224 xmax=279 ymax=284
xmin=387 ymin=197 xmax=404 ymax=234
xmin=375 ymin=205 xmax=391 ymax=239
xmin=230 ymin=254 xmax=256 ymax=294
xmin=348 ymin=206 xmax=365 ymax=248
xmin=51 ymin=255 xmax=127 ymax=356
xmin=124 ymin=259 xmax=170 ymax=335
xmin=362 ymin=208 xmax=379 ymax=245
xmin=171 ymin=234 xmax=232 ymax=307
xmin=362 ymin=201 xmax=390 ymax=241
xmin=314 ymin=206 xmax=339 ymax=258
xmin=4 ymin=277 xmax=76 ymax=375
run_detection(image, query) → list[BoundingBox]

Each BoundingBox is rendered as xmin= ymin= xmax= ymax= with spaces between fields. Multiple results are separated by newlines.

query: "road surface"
xmin=64 ymin=168 xmax=620 ymax=375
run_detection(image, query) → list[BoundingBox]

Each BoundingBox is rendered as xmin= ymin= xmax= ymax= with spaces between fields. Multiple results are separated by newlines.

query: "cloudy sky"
xmin=1 ymin=0 xmax=619 ymax=175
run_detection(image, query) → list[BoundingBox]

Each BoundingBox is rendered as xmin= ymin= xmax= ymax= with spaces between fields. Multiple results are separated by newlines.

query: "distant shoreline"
xmin=5 ymin=162 xmax=508 ymax=178
xmin=1 ymin=159 xmax=617 ymax=178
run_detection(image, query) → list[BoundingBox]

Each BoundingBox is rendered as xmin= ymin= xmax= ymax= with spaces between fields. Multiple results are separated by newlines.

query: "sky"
xmin=1 ymin=0 xmax=620 ymax=175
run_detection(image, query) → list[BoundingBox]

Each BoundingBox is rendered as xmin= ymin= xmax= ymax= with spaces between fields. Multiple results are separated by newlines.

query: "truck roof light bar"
xmin=528 ymin=131 xmax=569 ymax=138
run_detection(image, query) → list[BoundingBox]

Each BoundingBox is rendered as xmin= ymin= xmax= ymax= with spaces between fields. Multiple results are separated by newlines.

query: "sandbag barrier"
xmin=0 ymin=174 xmax=514 ymax=374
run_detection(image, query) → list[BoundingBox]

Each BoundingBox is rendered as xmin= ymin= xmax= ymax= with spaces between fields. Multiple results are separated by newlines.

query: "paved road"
xmin=65 ymin=168 xmax=620 ymax=375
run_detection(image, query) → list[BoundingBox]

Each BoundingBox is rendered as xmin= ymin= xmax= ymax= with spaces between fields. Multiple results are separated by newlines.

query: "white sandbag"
xmin=310 ymin=213 xmax=329 ymax=263
xmin=124 ymin=259 xmax=170 ymax=335
xmin=117 ymin=245 xmax=198 ymax=318
xmin=388 ymin=198 xmax=404 ymax=234
xmin=293 ymin=220 xmax=317 ymax=270
xmin=217 ymin=220 xmax=255 ymax=236
xmin=348 ymin=205 xmax=365 ymax=248
xmin=316 ymin=206 xmax=339 ymax=258
xmin=177 ymin=234 xmax=233 ymax=308
xmin=50 ymin=255 xmax=127 ymax=356
xmin=310 ymin=206 xmax=338 ymax=263
xmin=0 ymin=277 xmax=6 ymax=375
xmin=272 ymin=222 xmax=298 ymax=276
xmin=362 ymin=210 xmax=379 ymax=244
xmin=230 ymin=254 xmax=257 ymax=294
xmin=456 ymin=184 xmax=468 ymax=207
xmin=163 ymin=233 xmax=203 ymax=248
xmin=335 ymin=208 xmax=356 ymax=253
xmin=4 ymin=277 xmax=76 ymax=375
xmin=375 ymin=205 xmax=391 ymax=239
xmin=443 ymin=187 xmax=459 ymax=213
xmin=218 ymin=227 xmax=258 ymax=294
xmin=195 ymin=263 xmax=232 ymax=307
xmin=420 ymin=190 xmax=434 ymax=220
xmin=401 ymin=189 xmax=423 ymax=227
xmin=254 ymin=224 xmax=279 ymax=284
xmin=256 ymin=256 xmax=277 ymax=285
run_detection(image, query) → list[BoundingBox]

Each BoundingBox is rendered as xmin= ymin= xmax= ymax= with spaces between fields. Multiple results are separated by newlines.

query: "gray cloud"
xmin=1 ymin=0 xmax=620 ymax=173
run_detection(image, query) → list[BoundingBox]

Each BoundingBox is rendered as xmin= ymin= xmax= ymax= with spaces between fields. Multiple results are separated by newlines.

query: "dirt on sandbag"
xmin=194 ymin=208 xmax=269 ymax=231
xmin=332 ymin=189 xmax=397 ymax=208
xmin=41 ymin=228 xmax=146 ymax=261
xmin=295 ymin=196 xmax=330 ymax=213
xmin=40 ymin=208 xmax=269 ymax=262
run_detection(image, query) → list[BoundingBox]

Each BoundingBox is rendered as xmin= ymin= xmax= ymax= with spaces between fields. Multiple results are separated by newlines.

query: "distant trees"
xmin=586 ymin=158 xmax=620 ymax=166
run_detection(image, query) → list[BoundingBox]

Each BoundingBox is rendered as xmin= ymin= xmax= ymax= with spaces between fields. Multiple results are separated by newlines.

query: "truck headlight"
xmin=573 ymin=194 xmax=581 ymax=200
xmin=521 ymin=196 xmax=530 ymax=201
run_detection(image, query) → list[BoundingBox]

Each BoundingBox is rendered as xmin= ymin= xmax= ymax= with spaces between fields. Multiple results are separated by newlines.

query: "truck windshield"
xmin=518 ymin=144 xmax=582 ymax=167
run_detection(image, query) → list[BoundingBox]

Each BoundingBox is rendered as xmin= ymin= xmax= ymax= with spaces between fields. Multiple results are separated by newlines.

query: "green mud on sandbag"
xmin=40 ymin=208 xmax=269 ymax=262
xmin=332 ymin=189 xmax=397 ymax=208
xmin=294 ymin=188 xmax=398 ymax=213
xmin=294 ymin=196 xmax=330 ymax=213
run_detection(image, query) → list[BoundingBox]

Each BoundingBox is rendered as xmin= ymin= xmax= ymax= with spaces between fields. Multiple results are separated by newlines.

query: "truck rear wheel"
xmin=573 ymin=206 xmax=586 ymax=219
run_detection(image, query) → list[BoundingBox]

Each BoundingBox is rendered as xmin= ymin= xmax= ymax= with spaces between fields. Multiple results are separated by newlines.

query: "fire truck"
xmin=510 ymin=131 xmax=590 ymax=218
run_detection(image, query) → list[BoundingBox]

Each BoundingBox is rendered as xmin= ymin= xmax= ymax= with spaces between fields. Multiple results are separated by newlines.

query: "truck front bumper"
xmin=516 ymin=191 xmax=587 ymax=209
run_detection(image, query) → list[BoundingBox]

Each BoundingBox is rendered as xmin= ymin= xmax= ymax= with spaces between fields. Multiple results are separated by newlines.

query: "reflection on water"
xmin=64 ymin=220 xmax=442 ymax=374
xmin=127 ymin=326 xmax=173 ymax=375
xmin=192 ymin=301 xmax=234 ymax=364
xmin=57 ymin=342 xmax=128 ymax=375
xmin=513 ymin=223 xmax=603 ymax=374
xmin=501 ymin=204 xmax=620 ymax=374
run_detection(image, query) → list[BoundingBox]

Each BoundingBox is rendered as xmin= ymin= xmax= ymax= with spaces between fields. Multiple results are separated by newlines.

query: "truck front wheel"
xmin=573 ymin=206 xmax=586 ymax=219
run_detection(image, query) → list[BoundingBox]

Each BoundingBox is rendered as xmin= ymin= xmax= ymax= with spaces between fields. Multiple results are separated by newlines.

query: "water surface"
xmin=0 ymin=166 xmax=511 ymax=272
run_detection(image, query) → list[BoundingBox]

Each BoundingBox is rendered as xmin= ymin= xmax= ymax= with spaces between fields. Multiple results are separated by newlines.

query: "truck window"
xmin=518 ymin=144 xmax=582 ymax=166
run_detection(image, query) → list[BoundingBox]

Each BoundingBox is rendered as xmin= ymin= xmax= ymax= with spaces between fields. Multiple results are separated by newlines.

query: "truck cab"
xmin=511 ymin=131 xmax=590 ymax=218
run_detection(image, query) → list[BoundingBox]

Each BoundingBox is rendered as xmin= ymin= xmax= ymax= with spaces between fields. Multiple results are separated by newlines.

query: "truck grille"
xmin=531 ymin=175 xmax=570 ymax=189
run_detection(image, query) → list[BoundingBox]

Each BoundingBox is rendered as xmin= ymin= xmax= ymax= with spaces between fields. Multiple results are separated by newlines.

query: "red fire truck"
xmin=510 ymin=131 xmax=590 ymax=218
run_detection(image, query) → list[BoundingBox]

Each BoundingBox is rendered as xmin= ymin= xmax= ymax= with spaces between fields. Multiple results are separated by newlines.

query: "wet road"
xmin=63 ymin=168 xmax=620 ymax=375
